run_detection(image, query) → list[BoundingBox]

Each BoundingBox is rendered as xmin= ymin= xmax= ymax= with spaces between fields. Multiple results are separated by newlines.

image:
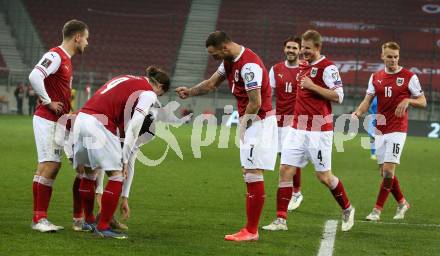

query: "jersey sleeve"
xmin=34 ymin=51 xmax=61 ymax=78
xmin=408 ymin=74 xmax=424 ymax=97
xmin=28 ymin=51 xmax=62 ymax=105
xmin=216 ymin=62 xmax=226 ymax=77
xmin=135 ymin=91 xmax=157 ymax=116
xmin=269 ymin=66 xmax=276 ymax=88
xmin=121 ymin=147 xmax=138 ymax=198
xmin=322 ymin=64 xmax=343 ymax=89
xmin=241 ymin=63 xmax=263 ymax=91
xmin=122 ymin=91 xmax=157 ymax=163
xmin=366 ymin=74 xmax=375 ymax=95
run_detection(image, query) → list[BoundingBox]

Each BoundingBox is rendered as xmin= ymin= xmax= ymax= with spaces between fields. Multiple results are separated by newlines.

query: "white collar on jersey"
xmin=233 ymin=46 xmax=245 ymax=62
xmin=310 ymin=55 xmax=326 ymax=65
xmin=384 ymin=66 xmax=403 ymax=74
xmin=284 ymin=60 xmax=299 ymax=68
xmin=59 ymin=45 xmax=71 ymax=59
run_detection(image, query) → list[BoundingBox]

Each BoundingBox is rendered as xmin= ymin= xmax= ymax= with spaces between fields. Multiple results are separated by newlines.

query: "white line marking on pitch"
xmin=317 ymin=219 xmax=338 ymax=256
xmin=358 ymin=220 xmax=440 ymax=228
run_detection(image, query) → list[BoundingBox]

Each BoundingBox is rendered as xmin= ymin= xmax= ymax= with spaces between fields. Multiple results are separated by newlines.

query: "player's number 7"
xmin=101 ymin=77 xmax=129 ymax=94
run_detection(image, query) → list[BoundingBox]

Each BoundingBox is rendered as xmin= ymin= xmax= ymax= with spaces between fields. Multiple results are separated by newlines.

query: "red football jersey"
xmin=34 ymin=47 xmax=73 ymax=122
xmin=217 ymin=47 xmax=272 ymax=120
xmin=80 ymin=75 xmax=153 ymax=135
xmin=270 ymin=61 xmax=300 ymax=127
xmin=293 ymin=57 xmax=342 ymax=131
xmin=367 ymin=68 xmax=423 ymax=134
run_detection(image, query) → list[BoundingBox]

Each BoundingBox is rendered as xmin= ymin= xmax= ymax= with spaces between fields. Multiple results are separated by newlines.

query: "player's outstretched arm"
xmin=353 ymin=94 xmax=375 ymax=118
xmin=175 ymin=72 xmax=225 ymax=99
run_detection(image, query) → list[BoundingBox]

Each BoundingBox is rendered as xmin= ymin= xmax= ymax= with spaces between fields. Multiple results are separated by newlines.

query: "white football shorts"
xmin=73 ymin=112 xmax=123 ymax=171
xmin=375 ymin=132 xmax=407 ymax=165
xmin=281 ymin=128 xmax=333 ymax=172
xmin=240 ymin=115 xmax=278 ymax=170
xmin=33 ymin=115 xmax=64 ymax=162
xmin=277 ymin=126 xmax=290 ymax=153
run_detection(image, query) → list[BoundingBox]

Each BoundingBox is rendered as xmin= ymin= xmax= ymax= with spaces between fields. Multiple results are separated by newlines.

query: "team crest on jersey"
xmin=396 ymin=77 xmax=404 ymax=86
xmin=41 ymin=58 xmax=52 ymax=68
xmin=310 ymin=67 xmax=318 ymax=78
xmin=234 ymin=70 xmax=239 ymax=82
xmin=244 ymin=72 xmax=254 ymax=82
xmin=331 ymin=72 xmax=340 ymax=81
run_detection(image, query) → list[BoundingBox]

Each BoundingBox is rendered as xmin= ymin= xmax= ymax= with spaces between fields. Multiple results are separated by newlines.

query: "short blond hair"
xmin=382 ymin=42 xmax=400 ymax=51
xmin=302 ymin=30 xmax=322 ymax=48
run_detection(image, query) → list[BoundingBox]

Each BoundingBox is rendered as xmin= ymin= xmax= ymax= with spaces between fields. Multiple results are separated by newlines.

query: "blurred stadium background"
xmin=0 ymin=0 xmax=439 ymax=120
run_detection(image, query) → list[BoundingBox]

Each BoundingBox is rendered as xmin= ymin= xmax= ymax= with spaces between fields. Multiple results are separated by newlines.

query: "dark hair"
xmin=302 ymin=29 xmax=322 ymax=48
xmin=284 ymin=36 xmax=301 ymax=48
xmin=205 ymin=31 xmax=232 ymax=48
xmin=146 ymin=66 xmax=170 ymax=92
xmin=62 ymin=19 xmax=88 ymax=39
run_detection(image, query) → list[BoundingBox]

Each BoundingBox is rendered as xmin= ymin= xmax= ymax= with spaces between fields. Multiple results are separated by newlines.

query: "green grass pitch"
xmin=0 ymin=115 xmax=439 ymax=255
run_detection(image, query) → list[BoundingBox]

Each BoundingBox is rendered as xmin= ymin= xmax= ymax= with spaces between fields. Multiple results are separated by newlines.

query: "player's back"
xmin=81 ymin=75 xmax=153 ymax=134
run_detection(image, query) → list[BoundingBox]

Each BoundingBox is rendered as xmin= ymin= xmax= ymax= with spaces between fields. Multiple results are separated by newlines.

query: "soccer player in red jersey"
xmin=73 ymin=67 xmax=169 ymax=239
xmin=176 ymin=31 xmax=278 ymax=241
xmin=93 ymin=113 xmax=157 ymax=232
xmin=265 ymin=30 xmax=355 ymax=232
xmin=352 ymin=42 xmax=426 ymax=221
xmin=65 ymin=112 xmax=156 ymax=232
xmin=267 ymin=36 xmax=304 ymax=214
xmin=28 ymin=20 xmax=89 ymax=232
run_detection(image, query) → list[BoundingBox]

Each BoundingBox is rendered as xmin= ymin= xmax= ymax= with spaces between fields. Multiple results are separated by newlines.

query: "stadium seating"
xmin=207 ymin=0 xmax=440 ymax=91
xmin=0 ymin=53 xmax=9 ymax=77
xmin=23 ymin=0 xmax=191 ymax=76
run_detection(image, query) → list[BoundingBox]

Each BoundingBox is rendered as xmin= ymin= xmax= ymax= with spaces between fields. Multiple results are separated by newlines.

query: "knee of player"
xmin=382 ymin=169 xmax=394 ymax=178
xmin=315 ymin=171 xmax=332 ymax=186
xmin=243 ymin=171 xmax=264 ymax=183
xmin=279 ymin=166 xmax=295 ymax=181
xmin=382 ymin=163 xmax=396 ymax=175
xmin=41 ymin=161 xmax=62 ymax=171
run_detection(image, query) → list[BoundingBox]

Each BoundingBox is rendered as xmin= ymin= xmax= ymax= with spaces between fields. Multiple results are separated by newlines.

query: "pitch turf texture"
xmin=1 ymin=115 xmax=439 ymax=256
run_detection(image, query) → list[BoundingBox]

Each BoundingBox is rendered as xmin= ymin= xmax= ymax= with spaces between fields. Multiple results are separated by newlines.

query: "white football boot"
xmin=393 ymin=202 xmax=410 ymax=220
xmin=262 ymin=218 xmax=288 ymax=231
xmin=32 ymin=218 xmax=63 ymax=232
xmin=341 ymin=206 xmax=355 ymax=231
xmin=366 ymin=208 xmax=381 ymax=221
xmin=288 ymin=193 xmax=303 ymax=211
